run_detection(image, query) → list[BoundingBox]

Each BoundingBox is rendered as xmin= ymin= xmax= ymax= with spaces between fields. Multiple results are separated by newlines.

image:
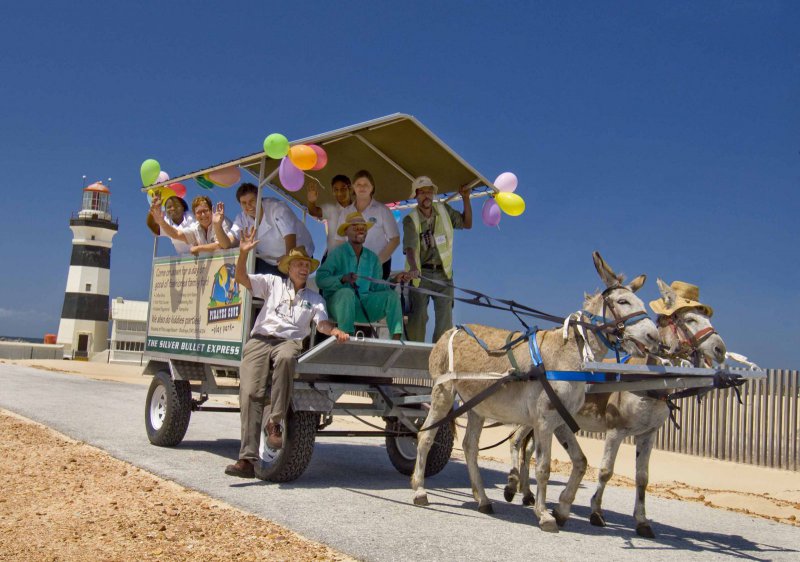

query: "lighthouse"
xmin=56 ymin=181 xmax=118 ymax=359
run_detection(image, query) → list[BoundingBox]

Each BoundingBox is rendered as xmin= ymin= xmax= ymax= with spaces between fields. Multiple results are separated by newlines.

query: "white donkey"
xmin=504 ymin=278 xmax=726 ymax=538
xmin=411 ymin=252 xmax=660 ymax=532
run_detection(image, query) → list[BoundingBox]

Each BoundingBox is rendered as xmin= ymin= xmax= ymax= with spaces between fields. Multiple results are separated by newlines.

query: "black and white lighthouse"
xmin=56 ymin=181 xmax=118 ymax=359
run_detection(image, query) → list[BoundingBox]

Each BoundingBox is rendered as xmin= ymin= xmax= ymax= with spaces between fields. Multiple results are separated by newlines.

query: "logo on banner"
xmin=208 ymin=264 xmax=241 ymax=323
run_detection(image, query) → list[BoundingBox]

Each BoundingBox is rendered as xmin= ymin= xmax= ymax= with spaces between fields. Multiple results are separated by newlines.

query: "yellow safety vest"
xmin=405 ymin=203 xmax=454 ymax=286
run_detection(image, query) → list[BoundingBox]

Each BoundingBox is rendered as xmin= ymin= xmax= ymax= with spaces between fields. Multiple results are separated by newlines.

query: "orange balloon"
xmin=288 ymin=144 xmax=317 ymax=171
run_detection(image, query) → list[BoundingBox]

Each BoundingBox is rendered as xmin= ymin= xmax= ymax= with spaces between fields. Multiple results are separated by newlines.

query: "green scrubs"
xmin=315 ymin=242 xmax=403 ymax=336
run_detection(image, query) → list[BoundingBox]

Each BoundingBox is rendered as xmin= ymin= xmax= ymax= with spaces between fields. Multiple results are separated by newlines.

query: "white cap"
xmin=410 ymin=176 xmax=437 ymax=198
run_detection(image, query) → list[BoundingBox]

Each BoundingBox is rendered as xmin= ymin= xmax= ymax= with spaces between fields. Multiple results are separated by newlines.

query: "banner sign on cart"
xmin=146 ymin=253 xmax=245 ymax=361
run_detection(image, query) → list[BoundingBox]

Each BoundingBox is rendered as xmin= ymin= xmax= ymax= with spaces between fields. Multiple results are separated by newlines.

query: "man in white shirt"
xmin=225 ymin=226 xmax=348 ymax=479
xmin=306 ymin=174 xmax=352 ymax=261
xmin=222 ymin=183 xmax=315 ymax=277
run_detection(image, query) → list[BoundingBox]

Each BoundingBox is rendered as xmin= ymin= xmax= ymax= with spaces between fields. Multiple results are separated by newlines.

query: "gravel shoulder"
xmin=0 ymin=409 xmax=354 ymax=562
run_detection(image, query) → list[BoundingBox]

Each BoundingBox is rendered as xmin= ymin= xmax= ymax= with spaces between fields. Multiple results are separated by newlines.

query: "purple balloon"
xmin=279 ymin=157 xmax=304 ymax=192
xmin=482 ymin=198 xmax=502 ymax=227
xmin=494 ymin=172 xmax=518 ymax=193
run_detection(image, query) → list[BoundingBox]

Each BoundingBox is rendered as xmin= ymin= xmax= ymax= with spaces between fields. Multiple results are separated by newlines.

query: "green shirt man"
xmin=316 ymin=212 xmax=403 ymax=338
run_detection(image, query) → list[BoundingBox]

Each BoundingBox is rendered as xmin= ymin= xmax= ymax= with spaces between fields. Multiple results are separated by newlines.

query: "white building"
xmin=109 ymin=298 xmax=148 ymax=363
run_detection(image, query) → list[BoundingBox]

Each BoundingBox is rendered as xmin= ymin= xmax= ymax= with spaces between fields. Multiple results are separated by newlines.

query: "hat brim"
xmin=649 ymin=297 xmax=713 ymax=318
xmin=278 ymin=256 xmax=320 ymax=275
xmin=336 ymin=221 xmax=374 ymax=237
xmin=410 ymin=185 xmax=438 ymax=199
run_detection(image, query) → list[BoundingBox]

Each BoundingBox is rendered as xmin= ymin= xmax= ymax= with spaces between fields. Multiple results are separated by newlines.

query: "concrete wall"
xmin=0 ymin=342 xmax=65 ymax=360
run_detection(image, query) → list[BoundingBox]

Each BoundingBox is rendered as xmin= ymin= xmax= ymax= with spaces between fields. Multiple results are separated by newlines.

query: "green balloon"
xmin=140 ymin=158 xmax=161 ymax=186
xmin=196 ymin=174 xmax=215 ymax=190
xmin=263 ymin=133 xmax=289 ymax=159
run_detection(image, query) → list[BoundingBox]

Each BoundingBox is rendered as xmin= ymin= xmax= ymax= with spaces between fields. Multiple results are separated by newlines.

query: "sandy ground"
xmin=0 ymin=409 xmax=354 ymax=561
xmin=1 ymin=358 xmax=798 ymax=562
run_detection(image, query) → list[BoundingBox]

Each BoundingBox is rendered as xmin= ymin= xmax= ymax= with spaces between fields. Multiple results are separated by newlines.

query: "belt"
xmin=251 ymin=333 xmax=286 ymax=343
xmin=421 ymin=264 xmax=444 ymax=271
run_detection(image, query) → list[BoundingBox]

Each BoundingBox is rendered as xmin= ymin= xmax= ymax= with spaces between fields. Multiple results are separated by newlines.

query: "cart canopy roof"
xmin=143 ymin=113 xmax=494 ymax=212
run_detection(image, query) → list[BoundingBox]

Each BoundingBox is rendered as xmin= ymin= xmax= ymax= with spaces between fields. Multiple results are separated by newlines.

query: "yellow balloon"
xmin=288 ymin=144 xmax=317 ymax=171
xmin=147 ymin=187 xmax=176 ymax=206
xmin=495 ymin=192 xmax=525 ymax=216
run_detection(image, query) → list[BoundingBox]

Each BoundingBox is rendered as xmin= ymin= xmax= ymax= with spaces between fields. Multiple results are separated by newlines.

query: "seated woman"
xmin=150 ymin=195 xmax=234 ymax=256
xmin=334 ymin=170 xmax=399 ymax=279
xmin=225 ymin=183 xmax=315 ymax=276
xmin=145 ymin=195 xmax=196 ymax=255
xmin=306 ymin=174 xmax=352 ymax=262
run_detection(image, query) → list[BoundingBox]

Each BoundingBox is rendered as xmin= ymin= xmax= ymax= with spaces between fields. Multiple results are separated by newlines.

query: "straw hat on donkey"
xmin=649 ymin=280 xmax=713 ymax=317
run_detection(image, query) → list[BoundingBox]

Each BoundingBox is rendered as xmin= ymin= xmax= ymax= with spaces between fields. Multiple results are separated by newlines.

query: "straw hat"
xmin=277 ymin=246 xmax=319 ymax=274
xmin=336 ymin=211 xmax=374 ymax=236
xmin=410 ymin=176 xmax=438 ymax=198
xmin=649 ymin=281 xmax=713 ymax=317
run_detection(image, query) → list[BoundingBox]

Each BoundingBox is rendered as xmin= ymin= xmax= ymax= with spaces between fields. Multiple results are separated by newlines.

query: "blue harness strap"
xmin=528 ymin=326 xmax=617 ymax=381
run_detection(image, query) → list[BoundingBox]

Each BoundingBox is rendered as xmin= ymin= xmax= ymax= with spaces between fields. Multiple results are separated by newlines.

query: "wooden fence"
xmin=581 ymin=369 xmax=799 ymax=471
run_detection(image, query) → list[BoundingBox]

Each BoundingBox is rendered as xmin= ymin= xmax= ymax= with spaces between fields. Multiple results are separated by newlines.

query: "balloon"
xmin=140 ymin=159 xmax=160 ymax=186
xmin=207 ymin=166 xmax=240 ymax=187
xmin=156 ymin=170 xmax=170 ymax=184
xmin=495 ymin=192 xmax=526 ymax=216
xmin=481 ymin=198 xmax=502 ymax=227
xmin=263 ymin=133 xmax=290 ymax=159
xmin=309 ymin=144 xmax=328 ymax=171
xmin=196 ymin=174 xmax=215 ymax=190
xmin=279 ymin=157 xmax=305 ymax=191
xmin=392 ymin=209 xmax=402 ymax=221
xmin=288 ymin=144 xmax=317 ymax=171
xmin=147 ymin=186 xmax=176 ymax=206
xmin=494 ymin=172 xmax=518 ymax=193
xmin=168 ymin=182 xmax=187 ymax=198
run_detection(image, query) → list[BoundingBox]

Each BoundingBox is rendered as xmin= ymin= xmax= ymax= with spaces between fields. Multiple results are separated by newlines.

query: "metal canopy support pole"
xmin=251 ymin=156 xmax=267 ymax=275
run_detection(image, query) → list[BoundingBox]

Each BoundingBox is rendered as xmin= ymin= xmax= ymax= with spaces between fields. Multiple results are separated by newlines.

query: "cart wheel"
xmin=255 ymin=409 xmax=318 ymax=483
xmin=145 ymin=370 xmax=192 ymax=446
xmin=385 ymin=418 xmax=454 ymax=477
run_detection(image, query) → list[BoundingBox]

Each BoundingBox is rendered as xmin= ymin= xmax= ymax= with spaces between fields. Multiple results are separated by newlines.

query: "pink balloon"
xmin=207 ymin=166 xmax=241 ymax=187
xmin=157 ymin=171 xmax=170 ymax=184
xmin=168 ymin=182 xmax=187 ymax=198
xmin=309 ymin=144 xmax=328 ymax=171
xmin=279 ymin=157 xmax=305 ymax=192
xmin=494 ymin=172 xmax=518 ymax=193
xmin=482 ymin=198 xmax=502 ymax=227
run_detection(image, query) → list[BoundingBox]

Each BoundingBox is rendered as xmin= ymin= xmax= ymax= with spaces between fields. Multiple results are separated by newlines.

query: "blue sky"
xmin=1 ymin=1 xmax=798 ymax=368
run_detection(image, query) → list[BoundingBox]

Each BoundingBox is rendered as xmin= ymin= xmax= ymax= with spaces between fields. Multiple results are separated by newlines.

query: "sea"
xmin=0 ymin=335 xmax=44 ymax=344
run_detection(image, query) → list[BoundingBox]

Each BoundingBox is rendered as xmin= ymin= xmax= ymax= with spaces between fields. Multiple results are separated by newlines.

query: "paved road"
xmin=1 ymin=363 xmax=796 ymax=561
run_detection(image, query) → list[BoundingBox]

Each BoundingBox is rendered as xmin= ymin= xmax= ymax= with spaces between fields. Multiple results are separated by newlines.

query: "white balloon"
xmin=157 ymin=171 xmax=170 ymax=184
xmin=494 ymin=172 xmax=518 ymax=193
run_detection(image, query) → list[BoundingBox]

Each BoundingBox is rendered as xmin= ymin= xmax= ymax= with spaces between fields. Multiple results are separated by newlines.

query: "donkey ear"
xmin=628 ymin=274 xmax=647 ymax=293
xmin=593 ymin=251 xmax=623 ymax=288
xmin=657 ymin=278 xmax=676 ymax=309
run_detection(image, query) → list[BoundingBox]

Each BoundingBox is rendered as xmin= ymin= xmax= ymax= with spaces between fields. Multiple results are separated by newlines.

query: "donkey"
xmin=504 ymin=278 xmax=726 ymax=538
xmin=411 ymin=252 xmax=660 ymax=532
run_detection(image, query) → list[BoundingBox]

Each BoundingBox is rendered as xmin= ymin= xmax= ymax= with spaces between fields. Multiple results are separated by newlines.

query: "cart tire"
xmin=145 ymin=370 xmax=192 ymax=447
xmin=385 ymin=418 xmax=454 ymax=477
xmin=254 ymin=410 xmax=317 ymax=483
